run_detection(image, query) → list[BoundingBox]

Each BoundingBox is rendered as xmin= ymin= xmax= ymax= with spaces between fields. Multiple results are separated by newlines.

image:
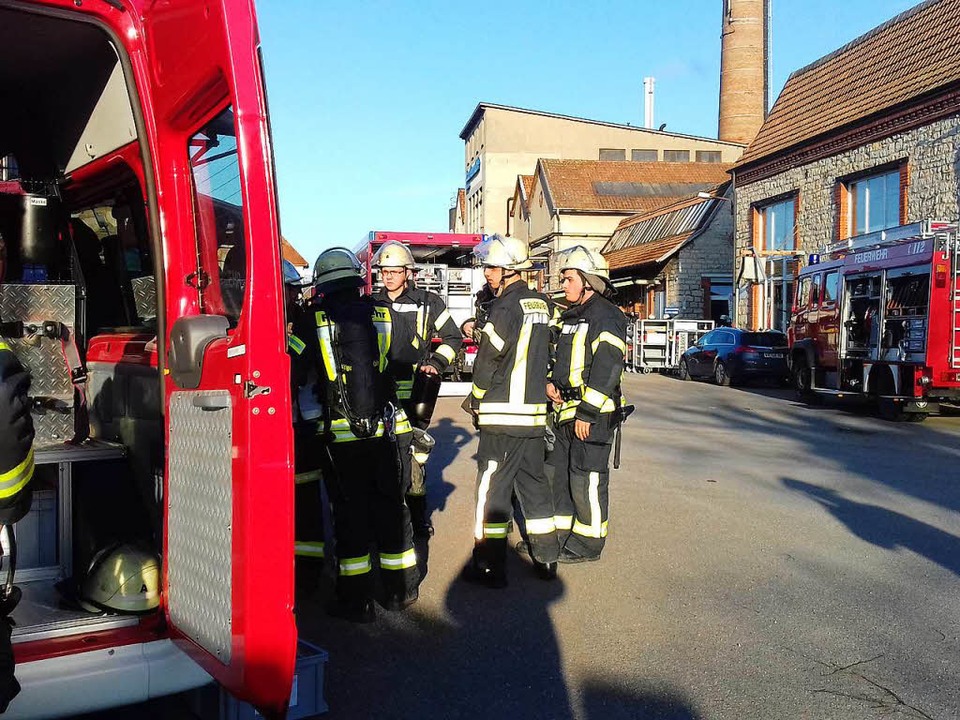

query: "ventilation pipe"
xmin=643 ymin=77 xmax=655 ymax=129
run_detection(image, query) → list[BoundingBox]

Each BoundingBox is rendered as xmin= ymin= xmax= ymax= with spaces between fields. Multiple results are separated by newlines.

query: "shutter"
xmin=834 ymin=182 xmax=848 ymax=242
xmin=899 ymin=162 xmax=910 ymax=225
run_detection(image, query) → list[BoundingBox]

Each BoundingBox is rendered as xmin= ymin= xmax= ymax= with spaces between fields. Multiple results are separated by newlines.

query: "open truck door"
xmin=135 ymin=0 xmax=296 ymax=715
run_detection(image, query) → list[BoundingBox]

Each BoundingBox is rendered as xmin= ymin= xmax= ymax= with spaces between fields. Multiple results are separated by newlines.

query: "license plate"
xmin=764 ymin=353 xmax=784 ymax=358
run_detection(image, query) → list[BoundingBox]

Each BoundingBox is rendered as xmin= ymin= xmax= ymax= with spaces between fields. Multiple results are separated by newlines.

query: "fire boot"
xmin=407 ymin=494 xmax=434 ymax=539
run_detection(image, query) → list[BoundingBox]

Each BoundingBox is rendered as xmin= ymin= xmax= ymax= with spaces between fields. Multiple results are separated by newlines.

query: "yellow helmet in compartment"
xmin=79 ymin=543 xmax=160 ymax=614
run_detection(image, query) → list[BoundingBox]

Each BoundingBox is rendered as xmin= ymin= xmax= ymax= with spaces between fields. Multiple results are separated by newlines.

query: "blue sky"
xmin=257 ymin=0 xmax=919 ymax=264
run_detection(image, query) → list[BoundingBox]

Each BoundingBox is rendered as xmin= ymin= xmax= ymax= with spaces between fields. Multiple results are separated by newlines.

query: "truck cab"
xmin=1 ymin=1 xmax=296 ymax=717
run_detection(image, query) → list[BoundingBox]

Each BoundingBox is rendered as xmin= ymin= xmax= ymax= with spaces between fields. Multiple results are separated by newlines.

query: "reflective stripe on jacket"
xmin=551 ymin=294 xmax=627 ymax=425
xmin=373 ymin=286 xmax=463 ymax=398
xmin=470 ymin=282 xmax=552 ymax=437
xmin=0 ymin=341 xmax=34 ymax=500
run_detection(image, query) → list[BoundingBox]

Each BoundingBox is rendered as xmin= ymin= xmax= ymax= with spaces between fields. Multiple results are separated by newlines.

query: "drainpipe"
xmin=731 ymin=168 xmax=739 ymax=327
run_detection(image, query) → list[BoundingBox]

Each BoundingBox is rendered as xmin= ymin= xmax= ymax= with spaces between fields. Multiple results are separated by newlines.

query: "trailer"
xmin=629 ymin=318 xmax=714 ymax=373
xmin=789 ymin=220 xmax=960 ymax=421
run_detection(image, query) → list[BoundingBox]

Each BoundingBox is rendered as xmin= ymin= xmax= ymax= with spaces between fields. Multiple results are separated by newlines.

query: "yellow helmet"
xmin=472 ymin=234 xmax=531 ymax=270
xmin=79 ymin=544 xmax=160 ymax=614
xmin=372 ymin=241 xmax=415 ymax=269
xmin=556 ymin=245 xmax=609 ymax=278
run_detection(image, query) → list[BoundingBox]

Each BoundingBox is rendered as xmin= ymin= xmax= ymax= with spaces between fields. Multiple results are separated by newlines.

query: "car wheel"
xmin=714 ymin=361 xmax=731 ymax=387
xmin=678 ymin=359 xmax=691 ymax=381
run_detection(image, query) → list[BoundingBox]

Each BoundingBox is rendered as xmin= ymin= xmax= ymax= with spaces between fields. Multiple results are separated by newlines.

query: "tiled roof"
xmin=605 ymin=233 xmax=695 ymax=271
xmin=281 ymin=237 xmax=308 ymax=268
xmin=539 ymin=160 xmax=733 ymax=213
xmin=520 ymin=175 xmax=535 ymax=202
xmin=602 ymin=181 xmax=731 ymax=271
xmin=738 ymin=0 xmax=960 ymax=167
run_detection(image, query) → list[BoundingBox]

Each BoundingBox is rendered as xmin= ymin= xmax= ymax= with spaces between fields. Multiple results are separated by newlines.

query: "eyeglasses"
xmin=380 ymin=269 xmax=406 ymax=277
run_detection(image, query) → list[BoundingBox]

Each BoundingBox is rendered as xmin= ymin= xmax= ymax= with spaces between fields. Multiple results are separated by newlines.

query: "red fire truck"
xmin=1 ymin=0 xmax=297 ymax=718
xmin=789 ymin=220 xmax=960 ymax=421
xmin=355 ymin=231 xmax=486 ymax=379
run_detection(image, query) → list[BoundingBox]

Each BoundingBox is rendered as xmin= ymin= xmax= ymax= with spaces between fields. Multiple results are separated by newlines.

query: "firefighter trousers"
xmin=320 ymin=435 xmax=418 ymax=606
xmin=294 ymin=427 xmax=326 ymax=579
xmin=474 ymin=431 xmax=559 ymax=568
xmin=548 ymin=420 xmax=613 ymax=560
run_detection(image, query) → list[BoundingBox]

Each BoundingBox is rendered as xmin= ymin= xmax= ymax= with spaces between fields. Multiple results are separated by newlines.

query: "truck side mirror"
xmin=167 ymin=315 xmax=230 ymax=390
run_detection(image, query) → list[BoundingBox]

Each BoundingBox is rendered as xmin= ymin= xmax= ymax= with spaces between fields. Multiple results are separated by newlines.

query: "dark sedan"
xmin=678 ymin=328 xmax=790 ymax=386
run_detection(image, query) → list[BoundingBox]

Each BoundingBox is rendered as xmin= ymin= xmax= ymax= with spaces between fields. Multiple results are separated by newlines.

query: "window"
xmin=715 ymin=330 xmax=736 ymax=345
xmin=631 ymin=149 xmax=658 ymax=162
xmin=823 ymin=271 xmax=839 ymax=304
xmin=189 ymin=106 xmax=246 ymax=326
xmin=696 ymin=150 xmax=722 ymax=163
xmin=599 ymin=148 xmax=626 ymax=162
xmin=742 ymin=331 xmax=787 ymax=347
xmin=796 ymin=276 xmax=811 ymax=310
xmin=663 ymin=149 xmax=690 ymax=162
xmin=849 ymin=168 xmax=901 ymax=236
xmin=809 ymin=273 xmax=821 ymax=307
xmin=758 ymin=197 xmax=796 ymax=252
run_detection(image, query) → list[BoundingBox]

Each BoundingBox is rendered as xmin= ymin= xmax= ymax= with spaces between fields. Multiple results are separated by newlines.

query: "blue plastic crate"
xmin=221 ymin=640 xmax=329 ymax=719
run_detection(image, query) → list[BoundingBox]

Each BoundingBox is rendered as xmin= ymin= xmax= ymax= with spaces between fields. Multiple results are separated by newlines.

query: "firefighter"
xmin=463 ymin=234 xmax=557 ymax=587
xmin=0 ymin=262 xmax=36 ymax=708
xmin=546 ymin=246 xmax=627 ymax=564
xmin=284 ymin=260 xmax=327 ymax=586
xmin=292 ymin=248 xmax=420 ymax=622
xmin=371 ymin=241 xmax=462 ymax=538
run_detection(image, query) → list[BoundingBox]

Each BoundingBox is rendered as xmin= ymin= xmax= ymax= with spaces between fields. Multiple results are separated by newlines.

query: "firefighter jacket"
xmin=470 ymin=281 xmax=552 ymax=437
xmin=292 ymin=295 xmax=419 ymax=443
xmin=373 ymin=285 xmax=463 ymax=399
xmin=551 ymin=294 xmax=627 ymax=425
xmin=0 ymin=341 xmax=35 ymax=524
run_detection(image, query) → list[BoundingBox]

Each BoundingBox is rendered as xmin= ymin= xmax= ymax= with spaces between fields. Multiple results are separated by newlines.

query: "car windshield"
xmin=742 ymin=332 xmax=787 ymax=347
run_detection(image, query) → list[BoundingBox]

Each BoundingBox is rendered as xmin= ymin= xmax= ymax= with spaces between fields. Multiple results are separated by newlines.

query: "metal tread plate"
xmin=167 ymin=390 xmax=233 ymax=664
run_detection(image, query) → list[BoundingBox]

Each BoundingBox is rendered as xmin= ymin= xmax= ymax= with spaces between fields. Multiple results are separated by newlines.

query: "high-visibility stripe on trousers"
xmin=473 ymin=432 xmax=560 ymax=568
xmin=547 ymin=420 xmax=613 ymax=561
xmin=319 ymin=436 xmax=419 ymax=606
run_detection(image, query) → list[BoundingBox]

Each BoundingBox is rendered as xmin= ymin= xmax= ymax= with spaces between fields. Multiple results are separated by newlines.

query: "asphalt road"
xmin=297 ymin=373 xmax=960 ymax=720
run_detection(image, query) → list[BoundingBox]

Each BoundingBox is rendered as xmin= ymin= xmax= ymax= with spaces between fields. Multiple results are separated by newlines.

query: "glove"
xmin=0 ymin=368 xmax=33 ymax=472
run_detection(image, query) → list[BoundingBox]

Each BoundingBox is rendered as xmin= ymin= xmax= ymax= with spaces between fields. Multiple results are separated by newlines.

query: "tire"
xmin=792 ymin=358 xmax=814 ymax=401
xmin=678 ymin=359 xmax=691 ymax=381
xmin=714 ymin=361 xmax=731 ymax=387
xmin=878 ymin=397 xmax=906 ymax=422
xmin=905 ymin=413 xmax=929 ymax=423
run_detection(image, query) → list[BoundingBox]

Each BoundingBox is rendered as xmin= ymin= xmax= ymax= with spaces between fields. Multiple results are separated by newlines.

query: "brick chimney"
xmin=718 ymin=0 xmax=768 ymax=145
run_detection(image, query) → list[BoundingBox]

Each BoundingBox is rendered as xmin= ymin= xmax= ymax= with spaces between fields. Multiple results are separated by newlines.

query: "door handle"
xmin=192 ymin=393 xmax=231 ymax=411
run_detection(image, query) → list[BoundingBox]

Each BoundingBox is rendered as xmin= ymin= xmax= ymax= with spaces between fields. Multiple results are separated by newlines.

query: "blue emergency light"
xmin=808 ymin=253 xmax=821 ymax=265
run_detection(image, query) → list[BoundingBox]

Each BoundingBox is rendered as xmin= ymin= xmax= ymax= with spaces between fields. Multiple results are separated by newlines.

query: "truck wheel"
xmin=905 ymin=413 xmax=929 ymax=423
xmin=793 ymin=358 xmax=814 ymax=401
xmin=878 ymin=398 xmax=906 ymax=422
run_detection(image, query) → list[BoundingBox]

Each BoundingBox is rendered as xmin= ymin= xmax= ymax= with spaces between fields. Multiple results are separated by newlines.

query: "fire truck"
xmin=788 ymin=220 xmax=960 ymax=421
xmin=1 ymin=0 xmax=298 ymax=718
xmin=355 ymin=231 xmax=486 ymax=380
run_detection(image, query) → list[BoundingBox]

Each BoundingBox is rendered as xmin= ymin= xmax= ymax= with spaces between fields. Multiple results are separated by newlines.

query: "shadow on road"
xmin=783 ymin=477 xmax=960 ymax=577
xmin=427 ymin=416 xmax=472 ymax=515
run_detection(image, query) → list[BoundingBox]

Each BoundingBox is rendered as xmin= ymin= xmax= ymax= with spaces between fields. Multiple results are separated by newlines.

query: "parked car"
xmin=678 ymin=328 xmax=790 ymax=386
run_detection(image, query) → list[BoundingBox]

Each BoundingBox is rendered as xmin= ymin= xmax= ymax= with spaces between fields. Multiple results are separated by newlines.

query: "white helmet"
xmin=79 ymin=544 xmax=160 ymax=614
xmin=556 ymin=246 xmax=609 ymax=278
xmin=472 ymin=234 xmax=532 ymax=270
xmin=372 ymin=241 xmax=415 ymax=269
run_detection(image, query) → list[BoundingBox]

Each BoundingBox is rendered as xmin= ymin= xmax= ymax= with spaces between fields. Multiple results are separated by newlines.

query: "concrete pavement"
xmin=297 ymin=373 xmax=960 ymax=720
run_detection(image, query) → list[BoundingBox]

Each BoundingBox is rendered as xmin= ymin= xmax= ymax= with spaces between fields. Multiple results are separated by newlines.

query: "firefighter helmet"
xmin=312 ymin=248 xmax=364 ymax=293
xmin=79 ymin=544 xmax=160 ymax=614
xmin=556 ymin=245 xmax=609 ymax=278
xmin=472 ymin=234 xmax=532 ymax=270
xmin=372 ymin=241 xmax=416 ymax=269
xmin=283 ymin=259 xmax=309 ymax=287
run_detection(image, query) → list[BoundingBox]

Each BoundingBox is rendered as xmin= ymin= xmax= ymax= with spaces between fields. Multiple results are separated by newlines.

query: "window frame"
xmin=599 ymin=148 xmax=626 ymax=162
xmin=755 ymin=194 xmax=798 ymax=254
xmin=663 ymin=149 xmax=691 ymax=163
xmin=838 ymin=162 xmax=906 ymax=239
xmin=822 ymin=270 xmax=840 ymax=307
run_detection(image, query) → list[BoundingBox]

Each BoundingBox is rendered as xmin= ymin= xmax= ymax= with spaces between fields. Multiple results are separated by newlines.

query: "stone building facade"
xmin=732 ymin=0 xmax=960 ymax=330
